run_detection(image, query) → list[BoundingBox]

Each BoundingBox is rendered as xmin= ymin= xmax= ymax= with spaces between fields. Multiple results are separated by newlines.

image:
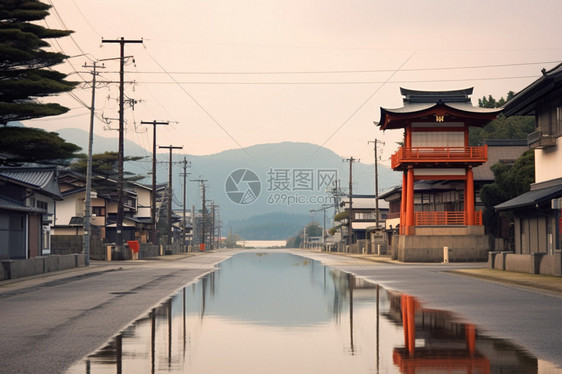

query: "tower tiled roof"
xmin=377 ymin=87 xmax=501 ymax=130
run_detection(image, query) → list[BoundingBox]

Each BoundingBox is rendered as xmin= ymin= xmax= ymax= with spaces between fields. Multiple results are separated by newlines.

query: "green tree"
xmin=223 ymin=231 xmax=241 ymax=248
xmin=304 ymin=222 xmax=323 ymax=237
xmin=285 ymin=222 xmax=323 ymax=248
xmin=480 ymin=149 xmax=535 ymax=238
xmin=477 ymin=91 xmax=515 ymax=108
xmin=70 ymin=151 xmax=145 ymax=195
xmin=0 ymin=0 xmax=77 ymax=124
xmin=470 ymin=92 xmax=534 ymax=145
xmin=0 ymin=126 xmax=80 ymax=165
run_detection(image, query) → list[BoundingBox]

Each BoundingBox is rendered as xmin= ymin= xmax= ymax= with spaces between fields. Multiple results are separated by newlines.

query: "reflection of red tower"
xmin=377 ymin=88 xmax=501 ymax=236
xmin=394 ymin=294 xmax=490 ymax=374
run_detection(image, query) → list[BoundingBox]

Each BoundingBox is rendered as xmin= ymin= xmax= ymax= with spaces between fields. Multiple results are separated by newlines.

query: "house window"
xmin=555 ymin=106 xmax=562 ymax=135
xmin=356 ymin=212 xmax=376 ymax=220
xmin=92 ymin=207 xmax=106 ymax=216
xmin=36 ymin=200 xmax=48 ymax=211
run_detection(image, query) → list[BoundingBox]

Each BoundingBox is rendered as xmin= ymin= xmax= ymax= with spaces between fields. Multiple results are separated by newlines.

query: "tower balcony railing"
xmin=391 ymin=146 xmax=487 ymax=169
xmin=400 ymin=211 xmax=482 ymax=226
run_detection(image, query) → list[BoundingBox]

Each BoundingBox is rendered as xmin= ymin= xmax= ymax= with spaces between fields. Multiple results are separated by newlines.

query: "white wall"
xmin=412 ymin=131 xmax=464 ymax=148
xmin=534 ymin=138 xmax=562 ymax=184
xmin=133 ymin=186 xmax=151 ymax=219
xmin=55 ymin=192 xmax=83 ymax=226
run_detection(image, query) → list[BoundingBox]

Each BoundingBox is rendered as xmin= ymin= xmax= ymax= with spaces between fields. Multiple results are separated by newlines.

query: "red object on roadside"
xmin=127 ymin=240 xmax=140 ymax=253
xmin=199 ymin=243 xmax=205 ymax=251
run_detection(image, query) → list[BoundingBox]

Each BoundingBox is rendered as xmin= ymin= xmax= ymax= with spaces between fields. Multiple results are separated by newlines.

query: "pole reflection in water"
xmin=66 ymin=252 xmax=545 ymax=374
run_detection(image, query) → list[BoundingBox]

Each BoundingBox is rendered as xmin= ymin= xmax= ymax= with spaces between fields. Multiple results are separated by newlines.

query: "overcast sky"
xmin=32 ymin=0 xmax=562 ymax=167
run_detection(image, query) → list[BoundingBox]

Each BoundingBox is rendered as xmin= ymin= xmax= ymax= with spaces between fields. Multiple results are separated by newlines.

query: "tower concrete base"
xmin=393 ymin=226 xmax=489 ymax=262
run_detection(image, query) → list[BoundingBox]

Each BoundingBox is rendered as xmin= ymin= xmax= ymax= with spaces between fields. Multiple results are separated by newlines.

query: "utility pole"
xmin=344 ymin=157 xmax=357 ymax=247
xmin=159 ymin=145 xmax=183 ymax=245
xmin=368 ymin=139 xmax=385 ymax=229
xmin=209 ymin=203 xmax=220 ymax=250
xmin=82 ymin=61 xmax=104 ymax=266
xmin=310 ymin=205 xmax=332 ymax=247
xmin=141 ymin=120 xmax=169 ymax=244
xmin=210 ymin=203 xmax=216 ymax=250
xmin=216 ymin=206 xmax=222 ymax=248
xmin=181 ymin=157 xmax=191 ymax=252
xmin=101 ymin=37 xmax=143 ymax=257
xmin=190 ymin=179 xmax=208 ymax=250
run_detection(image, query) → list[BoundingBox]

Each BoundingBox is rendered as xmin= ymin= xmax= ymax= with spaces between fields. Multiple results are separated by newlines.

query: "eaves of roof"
xmin=0 ymin=196 xmax=45 ymax=213
xmin=495 ymin=184 xmax=562 ymax=211
xmin=0 ymin=166 xmax=62 ymax=199
xmin=62 ymin=187 xmax=86 ymax=197
xmin=502 ymin=62 xmax=562 ymax=116
xmin=378 ymin=102 xmax=501 ymax=130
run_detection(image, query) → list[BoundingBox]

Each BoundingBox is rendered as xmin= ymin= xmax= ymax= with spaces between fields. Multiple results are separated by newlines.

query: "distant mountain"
xmin=54 ymin=127 xmax=151 ymax=157
xmin=55 ymin=127 xmax=401 ymax=239
xmin=228 ymin=212 xmax=312 ymax=240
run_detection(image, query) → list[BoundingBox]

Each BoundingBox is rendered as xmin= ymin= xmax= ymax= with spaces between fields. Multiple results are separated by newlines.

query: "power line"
xmin=70 ymin=0 xmax=102 ymax=37
xmin=105 ymin=60 xmax=561 ymax=76
xmin=45 ymin=0 xmax=95 ymax=62
xmin=125 ymin=74 xmax=542 ymax=85
xmin=143 ymin=47 xmax=257 ymax=163
xmin=311 ymin=51 xmax=416 ymax=158
xmin=142 ymin=38 xmax=562 ymax=53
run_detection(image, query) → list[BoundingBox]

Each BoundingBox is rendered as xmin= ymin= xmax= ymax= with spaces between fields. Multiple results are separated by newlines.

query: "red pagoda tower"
xmin=377 ymin=88 xmax=501 ymax=261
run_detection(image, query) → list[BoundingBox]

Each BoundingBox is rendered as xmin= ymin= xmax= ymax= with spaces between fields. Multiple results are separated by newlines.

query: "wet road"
xmin=0 ymin=251 xmax=233 ymax=374
xmin=300 ymin=250 xmax=562 ymax=370
xmin=1 ymin=249 xmax=561 ymax=373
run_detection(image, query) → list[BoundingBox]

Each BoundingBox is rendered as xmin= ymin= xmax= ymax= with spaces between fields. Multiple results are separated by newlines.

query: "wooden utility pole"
xmin=210 ymin=203 xmax=216 ymax=250
xmin=344 ymin=157 xmax=357 ymax=246
xmin=101 ymin=37 xmax=143 ymax=256
xmin=368 ymin=139 xmax=384 ymax=229
xmin=141 ymin=120 xmax=169 ymax=244
xmin=215 ymin=206 xmax=221 ymax=249
xmin=82 ymin=61 xmax=104 ymax=266
xmin=159 ymin=145 xmax=183 ymax=245
xmin=181 ymin=157 xmax=191 ymax=252
xmin=190 ymin=179 xmax=208 ymax=250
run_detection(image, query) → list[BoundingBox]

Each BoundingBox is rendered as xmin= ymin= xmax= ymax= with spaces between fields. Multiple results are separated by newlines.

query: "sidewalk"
xmin=451 ymin=268 xmax=562 ymax=296
xmin=328 ymin=251 xmax=562 ymax=297
xmin=0 ymin=252 xmax=199 ymax=295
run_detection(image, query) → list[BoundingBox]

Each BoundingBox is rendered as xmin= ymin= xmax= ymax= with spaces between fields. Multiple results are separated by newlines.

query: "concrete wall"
xmin=395 ymin=233 xmax=489 ymax=262
xmin=487 ymin=250 xmax=562 ymax=276
xmin=51 ymin=235 xmax=82 ymax=255
xmin=0 ymin=254 xmax=86 ymax=281
xmin=139 ymin=243 xmax=160 ymax=258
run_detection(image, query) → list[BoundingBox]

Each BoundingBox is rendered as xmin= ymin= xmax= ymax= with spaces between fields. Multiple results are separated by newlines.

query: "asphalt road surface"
xmin=0 ymin=251 xmax=232 ymax=374
xmin=300 ymin=251 xmax=562 ymax=370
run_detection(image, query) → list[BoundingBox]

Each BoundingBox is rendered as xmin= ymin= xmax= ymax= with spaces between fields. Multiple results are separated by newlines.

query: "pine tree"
xmin=0 ymin=0 xmax=77 ymax=124
xmin=70 ymin=151 xmax=145 ymax=195
xmin=0 ymin=126 xmax=80 ymax=165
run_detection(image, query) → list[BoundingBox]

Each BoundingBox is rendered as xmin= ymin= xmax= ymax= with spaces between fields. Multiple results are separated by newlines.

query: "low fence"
xmin=400 ymin=211 xmax=483 ymax=226
xmin=52 ymin=236 xmax=169 ymax=261
xmin=488 ymin=251 xmax=562 ymax=276
xmin=51 ymin=235 xmax=104 ymax=259
xmin=0 ymin=254 xmax=86 ymax=281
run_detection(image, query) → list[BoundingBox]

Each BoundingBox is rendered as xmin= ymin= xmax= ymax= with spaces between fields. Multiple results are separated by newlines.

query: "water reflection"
xmin=67 ymin=252 xmax=545 ymax=373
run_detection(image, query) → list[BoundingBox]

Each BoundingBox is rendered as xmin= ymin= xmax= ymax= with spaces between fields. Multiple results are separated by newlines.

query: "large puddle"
xmin=67 ymin=252 xmax=545 ymax=373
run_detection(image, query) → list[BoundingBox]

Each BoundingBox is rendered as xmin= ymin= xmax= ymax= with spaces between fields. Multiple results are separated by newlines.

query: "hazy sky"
xmin=32 ymin=0 xmax=562 ymax=167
